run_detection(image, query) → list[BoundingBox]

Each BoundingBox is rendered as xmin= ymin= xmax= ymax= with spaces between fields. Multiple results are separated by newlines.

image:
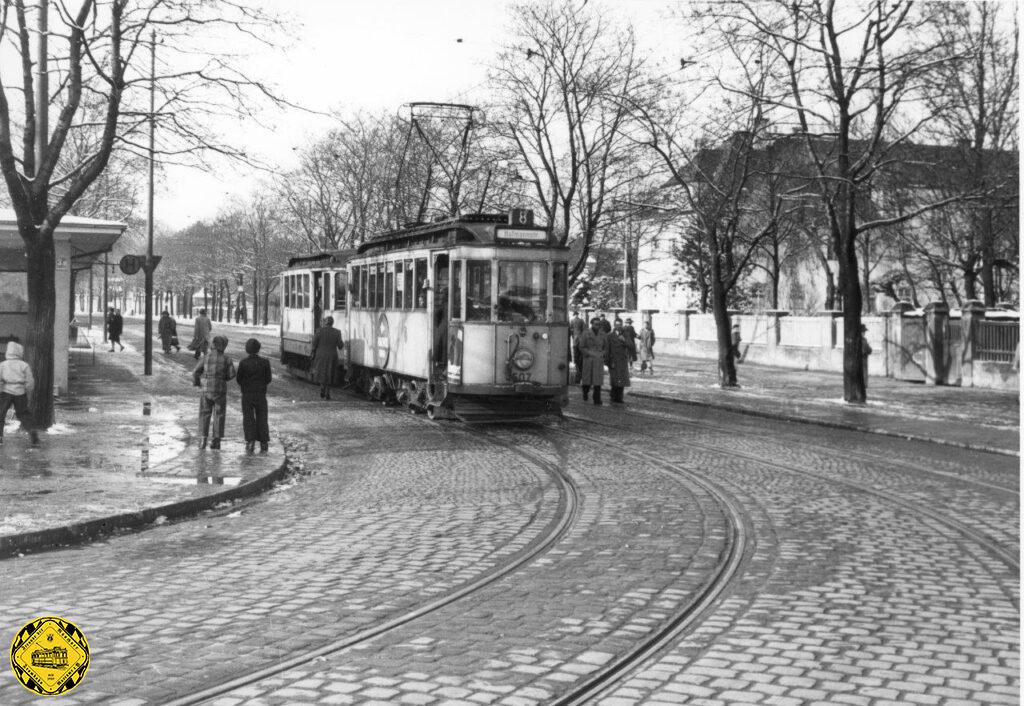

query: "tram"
xmin=280 ymin=209 xmax=570 ymax=421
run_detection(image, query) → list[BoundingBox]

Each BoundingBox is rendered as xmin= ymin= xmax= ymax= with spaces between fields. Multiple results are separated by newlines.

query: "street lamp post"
xmin=143 ymin=30 xmax=157 ymax=375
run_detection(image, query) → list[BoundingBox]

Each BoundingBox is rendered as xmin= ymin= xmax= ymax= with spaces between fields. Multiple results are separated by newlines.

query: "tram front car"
xmin=349 ymin=209 xmax=571 ymax=422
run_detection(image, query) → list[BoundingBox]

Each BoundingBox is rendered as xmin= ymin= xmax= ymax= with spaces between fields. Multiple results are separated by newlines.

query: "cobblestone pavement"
xmin=0 ymin=341 xmax=1017 ymax=705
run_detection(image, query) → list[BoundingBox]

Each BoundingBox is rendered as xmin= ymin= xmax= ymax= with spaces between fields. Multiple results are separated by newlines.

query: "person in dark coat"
xmin=860 ymin=324 xmax=872 ymax=390
xmin=236 ymin=337 xmax=272 ymax=454
xmin=158 ymin=311 xmax=179 ymax=354
xmin=577 ymin=317 xmax=608 ymax=405
xmin=189 ymin=309 xmax=212 ymax=359
xmin=310 ymin=316 xmax=344 ymax=399
xmin=622 ymin=317 xmax=638 ymax=369
xmin=606 ymin=318 xmax=633 ymax=403
xmin=597 ymin=313 xmax=612 ymax=334
xmin=108 ymin=309 xmax=124 ymax=351
xmin=731 ymin=322 xmax=742 ymax=363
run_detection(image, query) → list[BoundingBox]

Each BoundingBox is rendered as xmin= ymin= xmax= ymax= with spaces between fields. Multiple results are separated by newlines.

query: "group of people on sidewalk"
xmin=569 ymin=311 xmax=656 ymax=405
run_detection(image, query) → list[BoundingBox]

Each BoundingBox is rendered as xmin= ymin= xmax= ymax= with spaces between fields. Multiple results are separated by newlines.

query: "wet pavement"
xmin=0 ymin=329 xmax=285 ymax=544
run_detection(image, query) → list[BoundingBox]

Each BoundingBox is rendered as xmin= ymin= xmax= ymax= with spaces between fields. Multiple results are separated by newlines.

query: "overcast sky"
xmin=158 ymin=0 xmax=676 ymax=230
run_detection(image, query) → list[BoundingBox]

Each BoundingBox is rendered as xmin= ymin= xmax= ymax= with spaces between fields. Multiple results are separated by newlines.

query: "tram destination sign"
xmin=496 ymin=228 xmax=548 ymax=243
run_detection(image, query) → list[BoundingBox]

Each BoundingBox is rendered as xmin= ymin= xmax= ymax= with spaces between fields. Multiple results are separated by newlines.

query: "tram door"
xmin=431 ymin=253 xmax=450 ymax=370
xmin=311 ymin=271 xmax=323 ymax=332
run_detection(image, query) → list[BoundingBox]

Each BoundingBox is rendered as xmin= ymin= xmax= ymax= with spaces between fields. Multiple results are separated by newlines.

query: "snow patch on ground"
xmin=45 ymin=423 xmax=76 ymax=435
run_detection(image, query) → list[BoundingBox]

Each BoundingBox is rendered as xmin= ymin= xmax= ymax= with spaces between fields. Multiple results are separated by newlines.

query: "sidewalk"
xmin=625 ymin=353 xmax=1019 ymax=456
xmin=0 ymin=331 xmax=287 ymax=558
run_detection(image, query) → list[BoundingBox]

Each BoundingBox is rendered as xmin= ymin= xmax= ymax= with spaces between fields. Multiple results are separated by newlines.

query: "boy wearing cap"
xmin=236 ymin=337 xmax=272 ymax=454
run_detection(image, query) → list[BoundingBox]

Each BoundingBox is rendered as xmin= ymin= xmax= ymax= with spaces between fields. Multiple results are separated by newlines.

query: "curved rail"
xmin=163 ymin=429 xmax=581 ymax=706
xmin=549 ymin=426 xmax=750 ymax=705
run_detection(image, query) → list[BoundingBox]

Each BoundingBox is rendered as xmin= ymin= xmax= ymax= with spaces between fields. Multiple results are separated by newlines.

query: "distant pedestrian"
xmin=570 ymin=310 xmax=586 ymax=384
xmin=578 ymin=317 xmax=608 ymax=405
xmin=158 ymin=310 xmax=179 ymax=354
xmin=193 ymin=335 xmax=235 ymax=450
xmin=0 ymin=341 xmax=39 ymax=446
xmin=607 ymin=319 xmax=633 ymax=403
xmin=860 ymin=324 xmax=872 ymax=387
xmin=598 ymin=313 xmax=612 ymax=334
xmin=731 ymin=322 xmax=742 ymax=363
xmin=104 ymin=307 xmax=115 ymax=343
xmin=310 ymin=316 xmax=344 ymax=400
xmin=622 ymin=317 xmax=638 ymax=369
xmin=236 ymin=337 xmax=272 ymax=454
xmin=638 ymin=320 xmax=656 ymax=375
xmin=188 ymin=308 xmax=212 ymax=359
xmin=108 ymin=309 xmax=124 ymax=352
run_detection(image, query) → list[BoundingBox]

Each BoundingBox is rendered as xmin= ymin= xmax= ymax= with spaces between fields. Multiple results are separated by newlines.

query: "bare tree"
xmin=489 ymin=0 xmax=643 ymax=282
xmin=0 ymin=0 xmax=290 ymax=426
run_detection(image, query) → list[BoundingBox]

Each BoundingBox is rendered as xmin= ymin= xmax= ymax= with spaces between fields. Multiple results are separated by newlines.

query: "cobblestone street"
xmin=0 ymin=335 xmax=1016 ymax=705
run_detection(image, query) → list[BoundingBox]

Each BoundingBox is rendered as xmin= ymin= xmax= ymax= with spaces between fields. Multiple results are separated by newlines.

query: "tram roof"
xmin=358 ymin=213 xmax=560 ymax=255
xmin=286 ymin=249 xmax=358 ymax=269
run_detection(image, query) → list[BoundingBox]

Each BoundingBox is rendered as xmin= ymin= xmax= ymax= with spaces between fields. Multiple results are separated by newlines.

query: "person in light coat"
xmin=638 ymin=320 xmax=656 ymax=375
xmin=577 ymin=317 xmax=608 ymax=405
xmin=0 ymin=341 xmax=39 ymax=445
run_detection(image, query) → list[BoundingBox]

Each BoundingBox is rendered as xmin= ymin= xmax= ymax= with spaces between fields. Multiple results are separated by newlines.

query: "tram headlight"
xmin=512 ymin=348 xmax=535 ymax=370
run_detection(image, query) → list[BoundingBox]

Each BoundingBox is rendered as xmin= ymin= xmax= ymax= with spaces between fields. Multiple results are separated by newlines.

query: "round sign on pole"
xmin=119 ymin=255 xmax=140 ymax=275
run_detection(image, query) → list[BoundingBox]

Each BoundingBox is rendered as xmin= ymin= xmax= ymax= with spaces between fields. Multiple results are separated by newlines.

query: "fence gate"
xmin=895 ymin=315 xmax=927 ymax=382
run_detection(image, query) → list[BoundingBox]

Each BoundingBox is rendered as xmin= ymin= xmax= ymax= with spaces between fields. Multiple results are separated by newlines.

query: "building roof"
xmin=0 ymin=208 xmax=128 ymax=270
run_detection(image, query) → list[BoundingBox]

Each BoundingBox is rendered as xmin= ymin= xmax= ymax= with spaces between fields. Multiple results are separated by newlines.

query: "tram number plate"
xmin=510 ymin=372 xmax=532 ymax=382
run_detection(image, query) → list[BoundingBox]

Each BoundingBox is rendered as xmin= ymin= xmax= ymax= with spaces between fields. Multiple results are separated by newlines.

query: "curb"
xmin=0 ymin=451 xmax=290 ymax=560
xmin=628 ymin=391 xmax=1019 ymax=458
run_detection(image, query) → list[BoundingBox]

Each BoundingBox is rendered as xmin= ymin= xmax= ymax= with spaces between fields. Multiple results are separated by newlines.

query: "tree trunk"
xmin=23 ymin=230 xmax=57 ymax=428
xmin=840 ymin=225 xmax=866 ymax=404
xmin=709 ymin=228 xmax=737 ymax=387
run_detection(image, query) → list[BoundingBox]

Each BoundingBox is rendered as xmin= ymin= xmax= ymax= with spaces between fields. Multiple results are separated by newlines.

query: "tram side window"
xmin=302 ymin=273 xmax=310 ymax=308
xmin=466 ymin=260 xmax=492 ymax=321
xmin=451 ymin=260 xmax=462 ymax=320
xmin=350 ymin=268 xmax=360 ymax=308
xmin=414 ymin=258 xmax=427 ymax=309
xmin=376 ymin=263 xmax=385 ymax=309
xmin=284 ymin=276 xmax=290 ymax=308
xmin=404 ymin=260 xmax=414 ymax=308
xmin=395 ymin=261 xmax=405 ymax=309
xmin=498 ymin=262 xmax=547 ymax=323
xmin=552 ymin=262 xmax=567 ymax=321
xmin=334 ymin=272 xmax=347 ymax=309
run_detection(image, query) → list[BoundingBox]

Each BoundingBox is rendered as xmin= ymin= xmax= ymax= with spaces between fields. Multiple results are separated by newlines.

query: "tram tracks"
xmin=163 ymin=426 xmax=582 ymax=706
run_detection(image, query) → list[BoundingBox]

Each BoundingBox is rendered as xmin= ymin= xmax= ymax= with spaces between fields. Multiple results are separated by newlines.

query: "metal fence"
xmin=976 ymin=320 xmax=1020 ymax=362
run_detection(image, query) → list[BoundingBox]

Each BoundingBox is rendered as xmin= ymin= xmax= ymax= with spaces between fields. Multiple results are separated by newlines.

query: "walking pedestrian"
xmin=0 ymin=341 xmax=39 ymax=446
xmin=236 ymin=337 xmax=272 ymax=454
xmin=638 ymin=320 xmax=656 ymax=375
xmin=860 ymin=324 xmax=872 ymax=389
xmin=607 ymin=319 xmax=633 ymax=403
xmin=310 ymin=316 xmax=344 ymax=399
xmin=731 ymin=322 xmax=742 ymax=363
xmin=104 ymin=307 xmax=115 ymax=343
xmin=158 ymin=310 xmax=179 ymax=354
xmin=188 ymin=308 xmax=212 ymax=359
xmin=622 ymin=317 xmax=638 ymax=370
xmin=193 ymin=335 xmax=235 ymax=450
xmin=577 ymin=317 xmax=608 ymax=405
xmin=108 ymin=309 xmax=124 ymax=351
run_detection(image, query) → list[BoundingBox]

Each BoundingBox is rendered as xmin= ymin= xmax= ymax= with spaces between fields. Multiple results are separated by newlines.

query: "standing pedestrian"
xmin=158 ymin=310 xmax=179 ymax=354
xmin=731 ymin=322 xmax=742 ymax=363
xmin=236 ymin=337 xmax=272 ymax=454
xmin=577 ymin=317 xmax=608 ymax=405
xmin=193 ymin=335 xmax=235 ymax=450
xmin=310 ymin=316 xmax=344 ymax=400
xmin=638 ymin=320 xmax=656 ymax=375
xmin=108 ymin=309 xmax=124 ymax=351
xmin=569 ymin=310 xmax=586 ymax=384
xmin=607 ymin=318 xmax=633 ymax=403
xmin=598 ymin=313 xmax=612 ymax=334
xmin=860 ymin=324 xmax=872 ymax=389
xmin=622 ymin=317 xmax=638 ymax=370
xmin=188 ymin=308 xmax=212 ymax=360
xmin=0 ymin=341 xmax=39 ymax=446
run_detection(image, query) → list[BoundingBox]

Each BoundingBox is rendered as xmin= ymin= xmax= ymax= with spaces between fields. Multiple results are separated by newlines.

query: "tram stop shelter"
xmin=0 ymin=209 xmax=127 ymax=394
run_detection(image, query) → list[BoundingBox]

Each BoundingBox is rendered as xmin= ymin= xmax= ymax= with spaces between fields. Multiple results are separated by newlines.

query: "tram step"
xmin=453 ymin=399 xmax=552 ymax=424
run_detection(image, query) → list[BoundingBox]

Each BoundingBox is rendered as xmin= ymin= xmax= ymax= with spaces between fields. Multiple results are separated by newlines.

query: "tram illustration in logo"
xmin=10 ymin=616 xmax=90 ymax=696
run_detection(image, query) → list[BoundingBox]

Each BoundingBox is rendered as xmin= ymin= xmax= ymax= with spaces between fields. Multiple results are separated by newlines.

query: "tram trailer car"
xmin=280 ymin=210 xmax=570 ymax=422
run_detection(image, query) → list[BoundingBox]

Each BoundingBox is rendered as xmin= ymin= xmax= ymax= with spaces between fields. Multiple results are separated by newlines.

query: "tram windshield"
xmin=498 ymin=262 xmax=547 ymax=323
